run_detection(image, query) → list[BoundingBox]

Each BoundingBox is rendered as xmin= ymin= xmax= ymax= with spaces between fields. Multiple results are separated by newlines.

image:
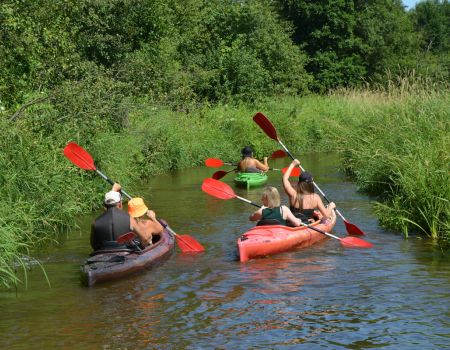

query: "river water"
xmin=1 ymin=154 xmax=449 ymax=349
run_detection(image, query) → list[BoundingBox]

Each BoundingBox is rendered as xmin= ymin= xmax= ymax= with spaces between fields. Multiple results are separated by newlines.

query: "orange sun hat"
xmin=127 ymin=197 xmax=148 ymax=218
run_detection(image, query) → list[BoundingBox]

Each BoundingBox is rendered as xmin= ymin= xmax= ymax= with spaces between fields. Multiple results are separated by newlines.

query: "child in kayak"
xmin=249 ymin=186 xmax=303 ymax=226
xmin=282 ymin=159 xmax=336 ymax=222
xmin=238 ymin=146 xmax=269 ymax=173
xmin=128 ymin=197 xmax=163 ymax=247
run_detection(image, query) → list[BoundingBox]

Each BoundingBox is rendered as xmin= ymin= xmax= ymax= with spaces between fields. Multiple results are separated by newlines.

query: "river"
xmin=1 ymin=154 xmax=449 ymax=349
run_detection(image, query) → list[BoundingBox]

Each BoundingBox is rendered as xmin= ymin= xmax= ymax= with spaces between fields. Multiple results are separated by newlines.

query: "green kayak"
xmin=234 ymin=172 xmax=268 ymax=190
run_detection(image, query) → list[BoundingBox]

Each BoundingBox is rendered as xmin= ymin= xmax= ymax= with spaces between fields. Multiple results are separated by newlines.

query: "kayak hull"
xmin=81 ymin=227 xmax=175 ymax=287
xmin=237 ymin=215 xmax=336 ymax=262
xmin=234 ymin=172 xmax=268 ymax=190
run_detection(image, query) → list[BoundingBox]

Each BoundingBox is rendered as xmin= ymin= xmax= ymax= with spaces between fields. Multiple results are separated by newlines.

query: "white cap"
xmin=104 ymin=191 xmax=121 ymax=205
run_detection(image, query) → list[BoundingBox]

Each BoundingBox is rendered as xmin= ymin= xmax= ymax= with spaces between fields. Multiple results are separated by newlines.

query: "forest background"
xmin=0 ymin=0 xmax=449 ymax=288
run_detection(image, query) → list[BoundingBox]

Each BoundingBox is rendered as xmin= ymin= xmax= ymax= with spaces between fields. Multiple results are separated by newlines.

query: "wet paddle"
xmin=64 ymin=142 xmax=205 ymax=253
xmin=201 ymin=178 xmax=373 ymax=248
xmin=253 ymin=112 xmax=366 ymax=236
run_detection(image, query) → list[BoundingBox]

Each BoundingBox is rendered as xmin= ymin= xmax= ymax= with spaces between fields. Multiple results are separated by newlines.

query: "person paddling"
xmin=282 ymin=159 xmax=336 ymax=222
xmin=90 ymin=183 xmax=162 ymax=251
xmin=249 ymin=186 xmax=302 ymax=227
xmin=237 ymin=146 xmax=269 ymax=173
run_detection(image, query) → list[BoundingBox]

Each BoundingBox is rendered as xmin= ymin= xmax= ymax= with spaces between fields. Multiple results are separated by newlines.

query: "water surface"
xmin=1 ymin=154 xmax=449 ymax=349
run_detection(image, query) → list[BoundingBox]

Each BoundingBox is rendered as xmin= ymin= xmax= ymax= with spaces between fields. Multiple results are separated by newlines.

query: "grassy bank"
xmin=1 ymin=85 xmax=449 ymax=288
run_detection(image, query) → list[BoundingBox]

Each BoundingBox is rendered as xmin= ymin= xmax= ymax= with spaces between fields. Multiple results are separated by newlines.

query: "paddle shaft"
xmin=95 ymin=169 xmax=133 ymax=200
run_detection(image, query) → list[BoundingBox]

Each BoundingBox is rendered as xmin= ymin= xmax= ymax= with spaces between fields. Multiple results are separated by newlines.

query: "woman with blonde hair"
xmin=249 ymin=186 xmax=302 ymax=226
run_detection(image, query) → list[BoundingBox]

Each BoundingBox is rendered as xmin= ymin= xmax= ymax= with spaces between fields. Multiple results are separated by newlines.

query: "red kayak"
xmin=81 ymin=227 xmax=175 ymax=286
xmin=237 ymin=215 xmax=337 ymax=262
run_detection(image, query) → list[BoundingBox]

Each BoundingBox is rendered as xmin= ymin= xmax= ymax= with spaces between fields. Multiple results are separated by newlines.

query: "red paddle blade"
xmin=176 ymin=235 xmax=205 ymax=252
xmin=340 ymin=236 xmax=373 ymax=248
xmin=281 ymin=167 xmax=301 ymax=177
xmin=212 ymin=170 xmax=229 ymax=180
xmin=205 ymin=158 xmax=224 ymax=168
xmin=344 ymin=220 xmax=366 ymax=236
xmin=116 ymin=232 xmax=137 ymax=244
xmin=270 ymin=150 xmax=287 ymax=159
xmin=201 ymin=178 xmax=236 ymax=200
xmin=253 ymin=112 xmax=278 ymax=141
xmin=63 ymin=142 xmax=96 ymax=170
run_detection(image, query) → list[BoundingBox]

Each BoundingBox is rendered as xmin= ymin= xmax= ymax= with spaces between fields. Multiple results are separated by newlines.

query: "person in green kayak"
xmin=90 ymin=183 xmax=163 ymax=251
xmin=282 ymin=159 xmax=336 ymax=223
xmin=249 ymin=186 xmax=303 ymax=226
xmin=237 ymin=146 xmax=269 ymax=173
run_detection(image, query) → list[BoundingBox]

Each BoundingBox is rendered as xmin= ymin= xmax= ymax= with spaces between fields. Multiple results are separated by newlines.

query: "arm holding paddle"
xmin=253 ymin=112 xmax=366 ymax=235
xmin=282 ymin=159 xmax=300 ymax=199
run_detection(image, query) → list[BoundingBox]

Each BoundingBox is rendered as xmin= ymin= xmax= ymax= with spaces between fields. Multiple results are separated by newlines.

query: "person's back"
xmin=91 ymin=207 xmax=131 ymax=251
xmin=260 ymin=206 xmax=286 ymax=226
xmin=249 ymin=186 xmax=302 ymax=227
xmin=282 ymin=159 xmax=335 ymax=222
xmin=237 ymin=146 xmax=269 ymax=173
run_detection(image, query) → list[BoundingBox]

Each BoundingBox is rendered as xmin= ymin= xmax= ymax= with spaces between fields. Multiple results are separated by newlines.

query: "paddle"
xmin=201 ymin=178 xmax=373 ymax=248
xmin=64 ymin=142 xmax=204 ymax=253
xmin=253 ymin=112 xmax=366 ymax=236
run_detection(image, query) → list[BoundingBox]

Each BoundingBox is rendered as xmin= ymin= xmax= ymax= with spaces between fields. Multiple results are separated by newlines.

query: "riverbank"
xmin=1 ymin=86 xmax=448 ymax=287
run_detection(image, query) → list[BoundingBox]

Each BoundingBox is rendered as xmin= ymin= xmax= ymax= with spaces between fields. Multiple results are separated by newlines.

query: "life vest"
xmin=91 ymin=207 xmax=131 ymax=251
xmin=260 ymin=206 xmax=286 ymax=225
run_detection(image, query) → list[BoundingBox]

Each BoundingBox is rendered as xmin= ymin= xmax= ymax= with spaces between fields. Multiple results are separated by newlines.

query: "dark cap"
xmin=298 ymin=171 xmax=313 ymax=183
xmin=241 ymin=146 xmax=253 ymax=157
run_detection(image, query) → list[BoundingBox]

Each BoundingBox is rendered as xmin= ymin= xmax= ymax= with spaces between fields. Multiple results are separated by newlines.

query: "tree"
xmin=275 ymin=0 xmax=419 ymax=91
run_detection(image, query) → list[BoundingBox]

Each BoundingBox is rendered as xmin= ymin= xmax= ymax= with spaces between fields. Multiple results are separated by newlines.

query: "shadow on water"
xmin=1 ymin=153 xmax=449 ymax=349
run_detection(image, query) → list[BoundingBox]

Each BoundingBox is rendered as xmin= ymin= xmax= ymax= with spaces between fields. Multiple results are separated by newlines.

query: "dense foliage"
xmin=0 ymin=0 xmax=448 ymax=287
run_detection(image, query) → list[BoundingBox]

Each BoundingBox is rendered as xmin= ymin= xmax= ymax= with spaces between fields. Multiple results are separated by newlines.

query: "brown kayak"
xmin=81 ymin=227 xmax=175 ymax=287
